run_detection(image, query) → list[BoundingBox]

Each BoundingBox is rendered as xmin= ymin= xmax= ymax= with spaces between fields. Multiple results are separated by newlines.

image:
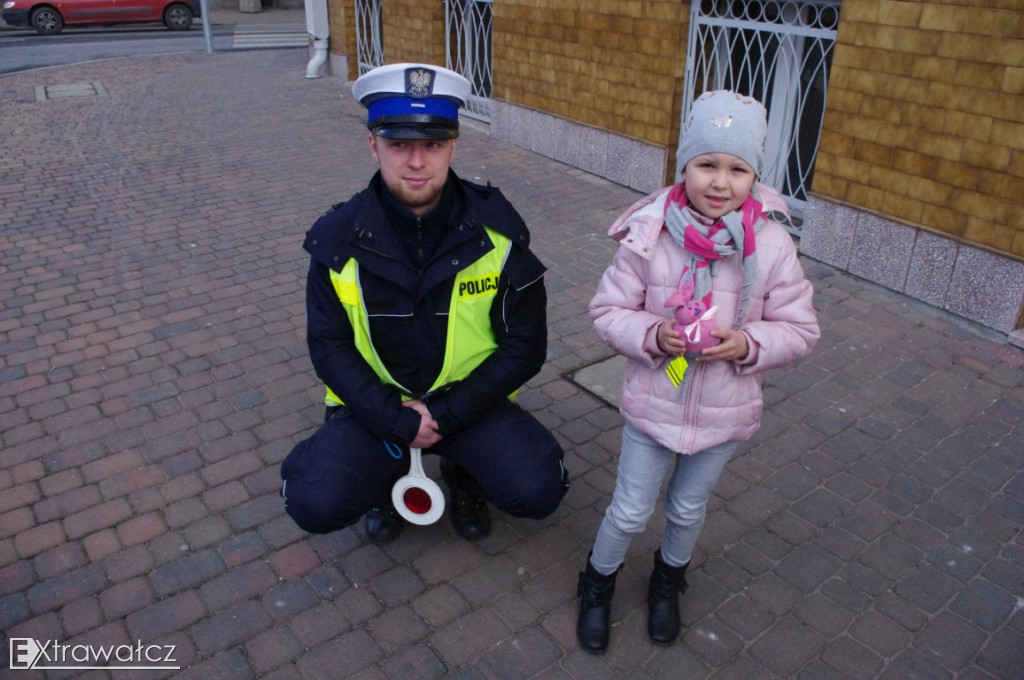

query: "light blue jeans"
xmin=590 ymin=423 xmax=737 ymax=574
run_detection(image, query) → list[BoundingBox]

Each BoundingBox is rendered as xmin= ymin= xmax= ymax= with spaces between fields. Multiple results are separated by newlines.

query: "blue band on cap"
xmin=367 ymin=97 xmax=458 ymax=123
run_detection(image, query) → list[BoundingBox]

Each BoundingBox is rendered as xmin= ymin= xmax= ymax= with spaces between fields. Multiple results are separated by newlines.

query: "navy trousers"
xmin=280 ymin=400 xmax=568 ymax=534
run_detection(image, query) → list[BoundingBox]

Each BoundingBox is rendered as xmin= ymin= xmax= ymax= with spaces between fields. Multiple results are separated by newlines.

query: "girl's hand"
xmin=656 ymin=320 xmax=688 ymax=356
xmin=698 ymin=328 xmax=749 ymax=362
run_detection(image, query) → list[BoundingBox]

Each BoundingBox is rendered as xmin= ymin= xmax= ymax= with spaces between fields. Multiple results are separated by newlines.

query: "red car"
xmin=1 ymin=0 xmax=200 ymax=34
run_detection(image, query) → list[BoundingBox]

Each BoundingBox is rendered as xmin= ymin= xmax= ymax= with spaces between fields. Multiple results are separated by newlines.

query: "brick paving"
xmin=1 ymin=39 xmax=1023 ymax=680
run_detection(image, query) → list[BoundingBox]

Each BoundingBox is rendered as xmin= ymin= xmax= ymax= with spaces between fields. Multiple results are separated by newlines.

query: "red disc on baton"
xmin=392 ymin=447 xmax=445 ymax=525
xmin=403 ymin=486 xmax=433 ymax=515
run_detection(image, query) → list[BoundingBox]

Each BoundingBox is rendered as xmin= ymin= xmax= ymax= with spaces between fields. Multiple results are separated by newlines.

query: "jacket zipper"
xmin=415 ymin=217 xmax=425 ymax=268
xmin=681 ymin=362 xmax=704 ymax=452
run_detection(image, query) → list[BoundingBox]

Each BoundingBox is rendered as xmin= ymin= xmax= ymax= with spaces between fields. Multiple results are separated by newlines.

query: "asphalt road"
xmin=0 ymin=22 xmax=228 ymax=74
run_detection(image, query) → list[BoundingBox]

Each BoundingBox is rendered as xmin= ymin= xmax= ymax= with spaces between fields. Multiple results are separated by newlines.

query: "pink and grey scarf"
xmin=663 ymin=182 xmax=765 ymax=327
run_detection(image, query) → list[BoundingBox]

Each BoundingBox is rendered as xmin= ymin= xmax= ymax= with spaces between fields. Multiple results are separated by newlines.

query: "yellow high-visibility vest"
xmin=324 ymin=227 xmax=512 ymax=405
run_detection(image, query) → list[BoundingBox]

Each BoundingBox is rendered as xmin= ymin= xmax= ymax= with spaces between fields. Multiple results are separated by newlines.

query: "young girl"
xmin=577 ymin=91 xmax=820 ymax=653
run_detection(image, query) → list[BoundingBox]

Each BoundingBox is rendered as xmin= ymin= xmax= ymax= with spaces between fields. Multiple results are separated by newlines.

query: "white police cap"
xmin=352 ymin=63 xmax=471 ymax=139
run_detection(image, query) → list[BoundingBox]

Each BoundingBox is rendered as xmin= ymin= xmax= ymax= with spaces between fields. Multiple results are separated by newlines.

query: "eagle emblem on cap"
xmin=406 ymin=68 xmax=434 ymax=99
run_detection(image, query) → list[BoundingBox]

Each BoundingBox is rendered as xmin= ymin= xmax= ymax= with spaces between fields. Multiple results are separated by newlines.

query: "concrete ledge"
xmin=801 ymin=196 xmax=1024 ymax=336
xmin=491 ymin=99 xmax=667 ymax=195
xmin=572 ymin=355 xmax=625 ymax=409
xmin=324 ymin=51 xmax=347 ymax=80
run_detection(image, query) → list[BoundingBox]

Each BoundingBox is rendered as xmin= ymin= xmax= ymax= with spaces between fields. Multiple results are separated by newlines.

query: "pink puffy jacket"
xmin=590 ymin=184 xmax=820 ymax=455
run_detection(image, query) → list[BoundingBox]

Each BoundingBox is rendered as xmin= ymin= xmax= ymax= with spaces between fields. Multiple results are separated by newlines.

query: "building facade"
xmin=319 ymin=0 xmax=1024 ymax=340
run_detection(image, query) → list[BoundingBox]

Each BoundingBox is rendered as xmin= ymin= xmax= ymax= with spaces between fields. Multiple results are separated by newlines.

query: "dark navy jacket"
xmin=303 ymin=170 xmax=548 ymax=445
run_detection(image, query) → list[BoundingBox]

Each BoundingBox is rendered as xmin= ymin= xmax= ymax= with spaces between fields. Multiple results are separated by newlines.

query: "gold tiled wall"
xmin=493 ymin=1 xmax=688 ymax=151
xmin=329 ymin=0 xmax=443 ymax=80
xmin=815 ymin=0 xmax=1024 ymax=258
xmin=381 ymin=0 xmax=445 ymax=66
xmin=325 ymin=0 xmax=355 ymax=80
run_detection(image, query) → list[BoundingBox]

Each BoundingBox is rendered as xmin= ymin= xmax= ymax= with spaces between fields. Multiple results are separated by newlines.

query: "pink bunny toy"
xmin=665 ymin=274 xmax=721 ymax=357
xmin=674 ymin=299 xmax=705 ymax=326
xmin=679 ymin=304 xmax=720 ymax=356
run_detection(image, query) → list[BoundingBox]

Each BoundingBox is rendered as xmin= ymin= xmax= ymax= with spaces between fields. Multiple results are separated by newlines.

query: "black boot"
xmin=647 ymin=549 xmax=689 ymax=644
xmin=440 ymin=459 xmax=491 ymax=540
xmin=576 ymin=556 xmax=621 ymax=653
xmin=365 ymin=501 xmax=404 ymax=544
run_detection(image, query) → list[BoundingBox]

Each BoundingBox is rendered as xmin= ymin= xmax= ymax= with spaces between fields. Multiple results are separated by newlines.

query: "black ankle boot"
xmin=365 ymin=501 xmax=404 ymax=544
xmin=440 ymin=459 xmax=491 ymax=540
xmin=647 ymin=549 xmax=689 ymax=644
xmin=576 ymin=556 xmax=621 ymax=653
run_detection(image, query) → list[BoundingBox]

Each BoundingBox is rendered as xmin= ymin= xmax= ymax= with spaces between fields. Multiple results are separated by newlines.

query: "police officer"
xmin=280 ymin=63 xmax=569 ymax=543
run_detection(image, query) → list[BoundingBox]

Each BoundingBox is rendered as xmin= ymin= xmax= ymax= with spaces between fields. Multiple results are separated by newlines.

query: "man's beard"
xmin=391 ymin=183 xmax=444 ymax=214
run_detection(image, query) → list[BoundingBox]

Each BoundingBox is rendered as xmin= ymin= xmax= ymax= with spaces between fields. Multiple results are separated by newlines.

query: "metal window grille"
xmin=355 ymin=0 xmax=384 ymax=75
xmin=682 ymin=0 xmax=840 ymax=232
xmin=445 ymin=0 xmax=493 ymax=122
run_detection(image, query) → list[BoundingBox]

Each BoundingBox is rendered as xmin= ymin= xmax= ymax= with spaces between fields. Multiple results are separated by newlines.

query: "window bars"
xmin=682 ymin=0 xmax=841 ymax=232
xmin=445 ymin=0 xmax=493 ymax=123
xmin=355 ymin=0 xmax=384 ymax=75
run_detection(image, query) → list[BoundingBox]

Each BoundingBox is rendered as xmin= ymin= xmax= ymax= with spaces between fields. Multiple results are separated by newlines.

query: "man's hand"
xmin=697 ymin=328 xmax=749 ymax=362
xmin=403 ymin=399 xmax=442 ymax=448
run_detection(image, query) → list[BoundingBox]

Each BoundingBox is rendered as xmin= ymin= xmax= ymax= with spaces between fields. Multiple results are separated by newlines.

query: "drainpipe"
xmin=304 ymin=0 xmax=329 ymax=79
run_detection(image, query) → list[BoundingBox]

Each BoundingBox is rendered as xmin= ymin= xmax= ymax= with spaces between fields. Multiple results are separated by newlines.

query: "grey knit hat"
xmin=676 ymin=90 xmax=768 ymax=176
